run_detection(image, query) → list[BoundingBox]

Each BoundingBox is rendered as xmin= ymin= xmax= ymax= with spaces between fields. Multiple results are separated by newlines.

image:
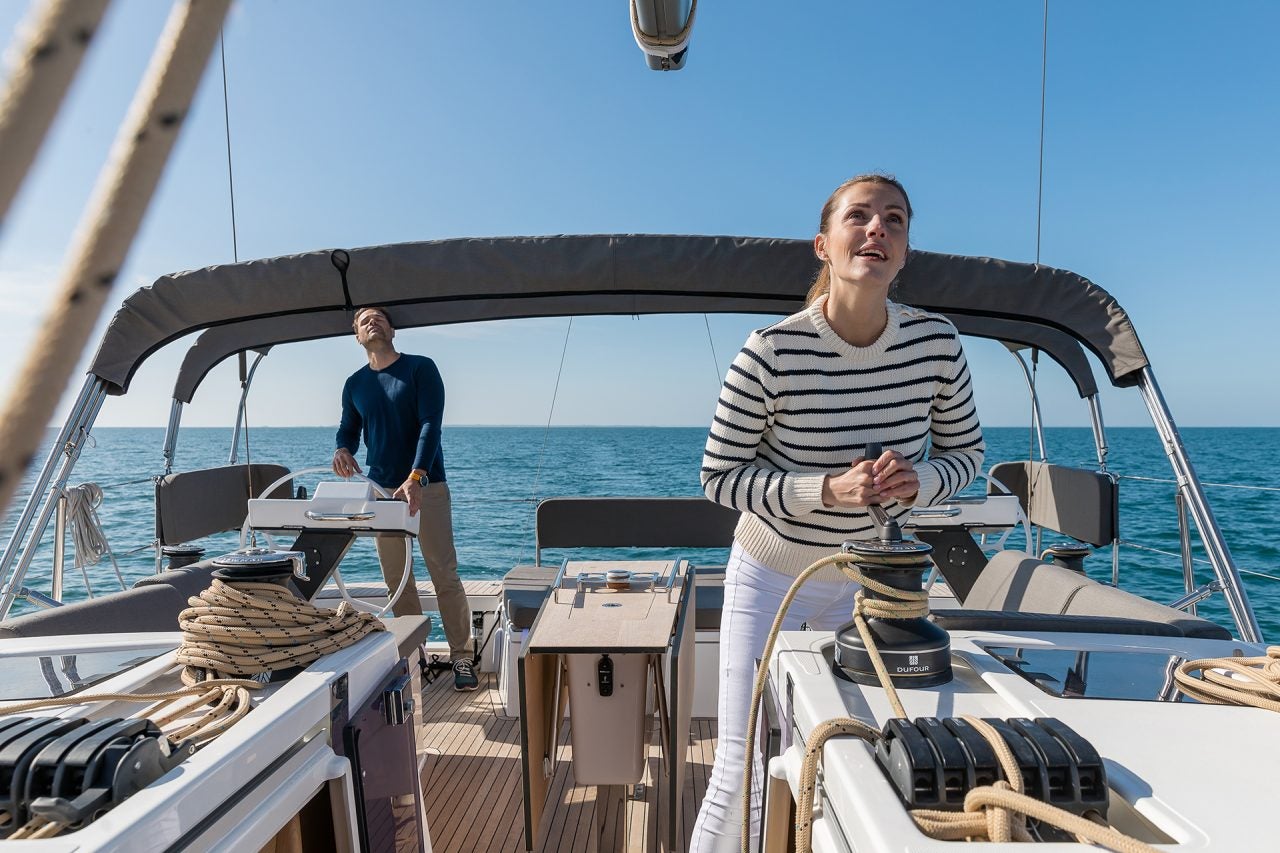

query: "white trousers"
xmin=689 ymin=543 xmax=860 ymax=853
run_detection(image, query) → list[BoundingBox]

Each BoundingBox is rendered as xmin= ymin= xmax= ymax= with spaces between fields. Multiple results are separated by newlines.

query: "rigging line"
xmin=219 ymin=30 xmax=239 ymax=263
xmin=1238 ymin=567 xmax=1280 ymax=584
xmin=523 ymin=317 xmax=574 ymax=561
xmin=1117 ymin=474 xmax=1280 ymax=494
xmin=1116 ymin=540 xmax=1280 ymax=585
xmin=1118 ymin=538 xmax=1213 ymax=566
xmin=93 ymin=476 xmax=157 ymax=491
xmin=221 ymin=27 xmax=257 ymax=492
xmin=1034 ymin=0 xmax=1049 ymax=265
xmin=703 ymin=314 xmax=722 ymax=387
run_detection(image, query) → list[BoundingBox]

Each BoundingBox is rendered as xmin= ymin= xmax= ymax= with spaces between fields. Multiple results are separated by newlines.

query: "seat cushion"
xmin=0 ymin=585 xmax=188 ymax=638
xmin=133 ymin=562 xmax=219 ymax=600
xmin=1063 ymin=584 xmax=1231 ymax=640
xmin=963 ymin=550 xmax=1233 ymax=640
xmin=693 ymin=566 xmax=725 ymax=630
xmin=931 ymin=609 xmax=1182 ymax=637
xmin=962 ymin=550 xmax=1092 ymax=613
xmin=502 ymin=565 xmax=559 ymax=630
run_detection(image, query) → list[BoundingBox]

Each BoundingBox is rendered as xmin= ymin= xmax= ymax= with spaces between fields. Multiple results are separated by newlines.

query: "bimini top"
xmin=85 ymin=234 xmax=1146 ymax=399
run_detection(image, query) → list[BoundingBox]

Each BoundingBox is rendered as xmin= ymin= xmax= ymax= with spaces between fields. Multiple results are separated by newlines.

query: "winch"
xmin=210 ymin=546 xmax=309 ymax=585
xmin=832 ymin=444 xmax=952 ymax=688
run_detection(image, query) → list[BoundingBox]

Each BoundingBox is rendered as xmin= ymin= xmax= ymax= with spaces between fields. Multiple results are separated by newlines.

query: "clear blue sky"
xmin=1 ymin=0 xmax=1277 ymax=430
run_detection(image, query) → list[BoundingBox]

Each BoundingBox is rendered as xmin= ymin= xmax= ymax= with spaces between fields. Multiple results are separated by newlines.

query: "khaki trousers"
xmin=375 ymin=481 xmax=472 ymax=661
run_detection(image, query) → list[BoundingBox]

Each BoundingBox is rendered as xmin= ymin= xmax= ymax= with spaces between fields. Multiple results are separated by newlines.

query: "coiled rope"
xmin=63 ymin=483 xmax=109 ymax=567
xmin=741 ymin=550 xmax=1162 ymax=853
xmin=1173 ymin=646 xmax=1280 ymax=712
xmin=61 ymin=483 xmax=127 ymax=593
xmin=0 ymin=577 xmax=385 ymax=837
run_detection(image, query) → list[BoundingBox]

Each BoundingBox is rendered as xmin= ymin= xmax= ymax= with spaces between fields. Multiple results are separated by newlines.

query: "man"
xmin=333 ymin=306 xmax=478 ymax=691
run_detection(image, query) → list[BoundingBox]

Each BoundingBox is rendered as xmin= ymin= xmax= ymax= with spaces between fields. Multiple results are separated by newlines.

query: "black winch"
xmin=832 ymin=444 xmax=952 ymax=688
xmin=0 ymin=715 xmax=192 ymax=836
xmin=161 ymin=543 xmax=206 ymax=570
xmin=210 ymin=546 xmax=308 ymax=586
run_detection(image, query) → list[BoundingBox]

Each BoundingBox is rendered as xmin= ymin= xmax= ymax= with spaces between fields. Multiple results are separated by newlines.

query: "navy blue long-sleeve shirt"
xmin=335 ymin=354 xmax=446 ymax=489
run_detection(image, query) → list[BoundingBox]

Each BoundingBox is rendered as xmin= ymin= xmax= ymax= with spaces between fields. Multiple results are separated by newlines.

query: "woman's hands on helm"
xmin=333 ymin=447 xmax=361 ymax=478
xmin=822 ymin=449 xmax=919 ymax=508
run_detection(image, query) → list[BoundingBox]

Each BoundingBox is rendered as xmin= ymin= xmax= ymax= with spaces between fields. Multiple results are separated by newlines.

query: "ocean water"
xmin=3 ymin=426 xmax=1278 ymax=640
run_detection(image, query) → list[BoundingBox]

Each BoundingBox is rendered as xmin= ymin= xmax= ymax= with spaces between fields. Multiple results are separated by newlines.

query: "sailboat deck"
xmin=417 ymin=672 xmax=716 ymax=852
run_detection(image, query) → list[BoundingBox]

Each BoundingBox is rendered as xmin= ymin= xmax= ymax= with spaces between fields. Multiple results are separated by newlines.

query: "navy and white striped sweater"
xmin=701 ymin=296 xmax=985 ymax=579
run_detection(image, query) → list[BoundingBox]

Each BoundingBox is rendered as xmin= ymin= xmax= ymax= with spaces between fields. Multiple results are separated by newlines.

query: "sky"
xmin=1 ymin=0 xmax=1278 ymax=433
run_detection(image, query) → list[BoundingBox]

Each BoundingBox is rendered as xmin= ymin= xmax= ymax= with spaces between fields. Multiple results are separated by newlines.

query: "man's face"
xmin=354 ymin=309 xmax=394 ymax=347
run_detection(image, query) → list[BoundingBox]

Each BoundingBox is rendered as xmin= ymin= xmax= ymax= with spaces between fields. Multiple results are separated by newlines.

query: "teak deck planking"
xmin=418 ymin=671 xmax=715 ymax=852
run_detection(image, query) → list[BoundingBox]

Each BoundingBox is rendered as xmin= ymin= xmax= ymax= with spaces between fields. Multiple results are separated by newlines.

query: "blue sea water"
xmin=3 ymin=426 xmax=1278 ymax=641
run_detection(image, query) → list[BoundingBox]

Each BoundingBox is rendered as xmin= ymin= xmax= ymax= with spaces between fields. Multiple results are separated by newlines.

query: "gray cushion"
xmin=133 ymin=562 xmax=219 ymax=600
xmin=963 ymin=551 xmax=1093 ymax=613
xmin=1064 ymin=584 xmax=1230 ymax=640
xmin=963 ymin=550 xmax=1231 ymax=640
xmin=931 ymin=609 xmax=1182 ymax=637
xmin=385 ymin=615 xmax=434 ymax=660
xmin=0 ymin=585 xmax=187 ymax=638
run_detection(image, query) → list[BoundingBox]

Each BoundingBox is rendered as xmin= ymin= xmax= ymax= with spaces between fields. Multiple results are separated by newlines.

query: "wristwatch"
xmin=409 ymin=470 xmax=425 ymax=484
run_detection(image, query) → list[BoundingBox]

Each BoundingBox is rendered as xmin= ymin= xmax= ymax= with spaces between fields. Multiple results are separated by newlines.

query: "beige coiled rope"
xmin=1172 ymin=646 xmax=1280 ymax=711
xmin=741 ymin=550 xmax=1161 ymax=853
xmin=0 ymin=577 xmax=385 ymax=838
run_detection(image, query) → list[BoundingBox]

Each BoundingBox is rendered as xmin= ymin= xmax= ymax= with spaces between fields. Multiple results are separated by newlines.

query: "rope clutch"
xmin=0 ymin=548 xmax=386 ymax=839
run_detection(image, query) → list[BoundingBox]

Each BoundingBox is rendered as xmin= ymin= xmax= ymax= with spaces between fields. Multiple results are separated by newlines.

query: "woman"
xmin=690 ymin=174 xmax=985 ymax=851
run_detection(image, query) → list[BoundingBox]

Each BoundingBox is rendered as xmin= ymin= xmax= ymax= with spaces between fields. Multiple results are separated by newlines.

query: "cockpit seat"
xmin=0 ymin=560 xmax=221 ymax=639
xmin=961 ymin=550 xmax=1231 ymax=640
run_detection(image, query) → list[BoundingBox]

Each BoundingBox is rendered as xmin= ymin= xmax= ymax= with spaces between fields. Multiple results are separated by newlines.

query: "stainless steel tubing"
xmin=1138 ymin=367 xmax=1262 ymax=642
xmin=161 ymin=399 xmax=183 ymax=474
xmin=1176 ymin=491 xmax=1197 ymax=616
xmin=0 ymin=377 xmax=100 ymax=591
xmin=228 ymin=351 xmax=266 ymax=463
xmin=1087 ymin=394 xmax=1109 ymax=471
xmin=0 ymin=381 xmax=106 ymax=618
xmin=1012 ymin=351 xmax=1048 ymax=460
xmin=51 ymin=494 xmax=67 ymax=602
xmin=1168 ymin=581 xmax=1222 ymax=613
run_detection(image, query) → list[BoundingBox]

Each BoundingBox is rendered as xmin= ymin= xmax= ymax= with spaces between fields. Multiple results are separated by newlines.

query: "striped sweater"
xmin=701 ymin=296 xmax=985 ymax=579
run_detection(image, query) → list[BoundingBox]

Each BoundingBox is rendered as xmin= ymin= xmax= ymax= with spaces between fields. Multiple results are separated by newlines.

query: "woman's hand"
xmin=822 ymin=450 xmax=919 ymax=507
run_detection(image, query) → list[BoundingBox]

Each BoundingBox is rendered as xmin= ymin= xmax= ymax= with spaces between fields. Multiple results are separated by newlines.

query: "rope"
xmin=743 ymin=550 xmax=1163 ymax=853
xmin=703 ymin=314 xmax=722 ymax=388
xmin=0 ymin=0 xmax=111 ymax=230
xmin=1173 ymin=647 xmax=1280 ymax=712
xmin=740 ymin=551 xmax=928 ymax=849
xmin=0 ymin=0 xmax=233 ymax=524
xmin=1118 ymin=474 xmax=1280 ymax=494
xmin=176 ymin=579 xmax=385 ymax=678
xmin=63 ymin=483 xmax=108 ymax=567
xmin=0 ymin=576 xmax=384 ymax=837
xmin=1034 ymin=0 xmax=1049 ymax=264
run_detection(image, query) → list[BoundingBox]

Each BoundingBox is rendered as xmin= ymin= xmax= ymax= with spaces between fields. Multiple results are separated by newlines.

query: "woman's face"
xmin=815 ymin=182 xmax=910 ymax=292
